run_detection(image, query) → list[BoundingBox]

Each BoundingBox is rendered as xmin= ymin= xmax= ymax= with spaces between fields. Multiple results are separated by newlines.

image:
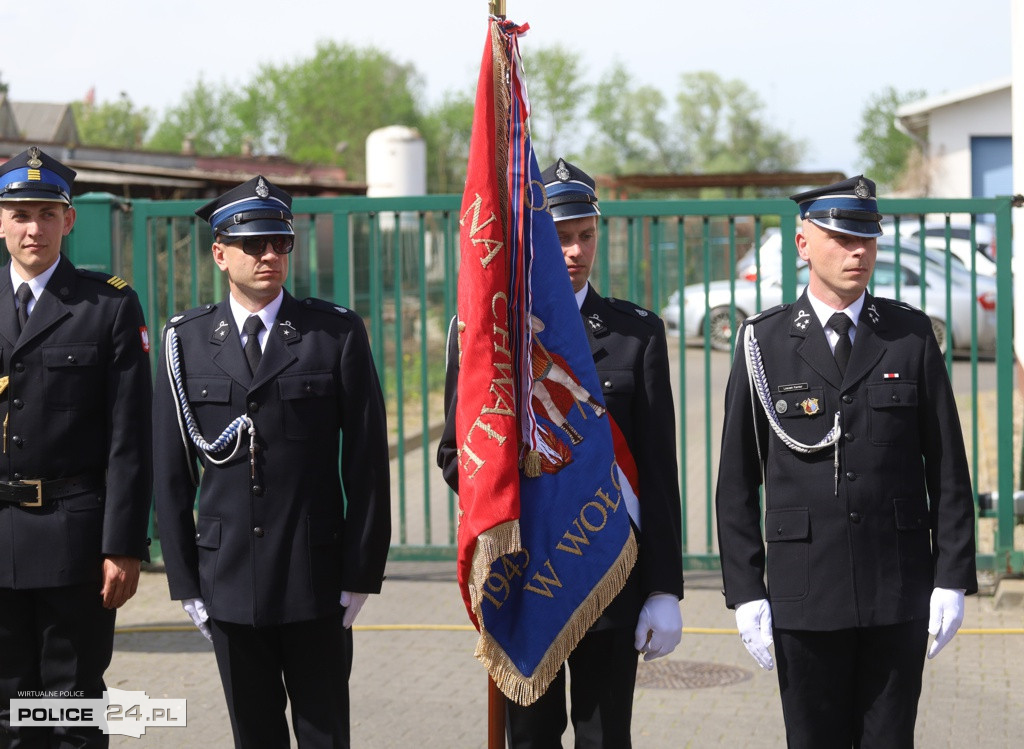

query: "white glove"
xmin=927 ymin=587 xmax=965 ymax=659
xmin=182 ymin=597 xmax=212 ymax=641
xmin=736 ymin=598 xmax=774 ymax=670
xmin=633 ymin=593 xmax=682 ymax=661
xmin=340 ymin=591 xmax=369 ymax=628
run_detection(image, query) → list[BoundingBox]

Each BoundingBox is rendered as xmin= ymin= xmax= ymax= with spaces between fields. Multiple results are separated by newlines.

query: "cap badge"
xmin=555 ymin=159 xmax=570 ymax=182
xmin=255 ymin=177 xmax=270 ymax=199
xmin=27 ymin=147 xmax=42 ymax=169
xmin=799 ymin=397 xmax=820 ymax=416
xmin=854 ymin=179 xmax=871 ymax=199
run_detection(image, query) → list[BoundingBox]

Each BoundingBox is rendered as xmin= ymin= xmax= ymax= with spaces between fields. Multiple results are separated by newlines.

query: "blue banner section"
xmin=478 ymin=142 xmax=633 ymax=678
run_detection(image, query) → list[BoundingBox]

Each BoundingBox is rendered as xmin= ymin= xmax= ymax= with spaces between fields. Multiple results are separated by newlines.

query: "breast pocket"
xmin=772 ymin=387 xmax=832 ymax=456
xmin=279 ymin=371 xmax=336 ymax=440
xmin=186 ymin=376 xmax=235 ymax=440
xmin=868 ymin=381 xmax=919 ymax=445
xmin=42 ymin=343 xmax=101 ymax=410
xmin=599 ymin=369 xmax=634 ymax=421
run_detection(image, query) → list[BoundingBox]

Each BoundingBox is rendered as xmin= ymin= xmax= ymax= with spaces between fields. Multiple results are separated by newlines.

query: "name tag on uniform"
xmin=777 ymin=382 xmax=808 ymax=393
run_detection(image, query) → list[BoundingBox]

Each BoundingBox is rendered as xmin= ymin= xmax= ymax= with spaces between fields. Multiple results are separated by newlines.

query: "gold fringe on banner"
xmin=470 ymin=529 xmax=638 ymax=706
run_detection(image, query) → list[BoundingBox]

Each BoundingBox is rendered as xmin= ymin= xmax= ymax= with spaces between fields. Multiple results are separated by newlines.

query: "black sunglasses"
xmin=220 ymin=235 xmax=295 ymax=255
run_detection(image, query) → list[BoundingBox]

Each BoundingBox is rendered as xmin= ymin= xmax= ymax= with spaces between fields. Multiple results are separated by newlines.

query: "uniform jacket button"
xmin=844 ymin=432 xmax=854 ymax=442
xmin=248 ymin=401 xmax=260 ymax=412
xmin=842 ymin=394 xmax=853 ymax=404
xmin=253 ymin=527 xmax=265 ymax=537
xmin=845 ymin=471 xmax=856 ymax=481
xmin=11 ymin=435 xmax=22 ymax=447
xmin=252 ymin=485 xmax=264 ymax=496
xmin=849 ymin=512 xmax=862 ymax=523
xmin=14 ymin=363 xmax=24 ymax=372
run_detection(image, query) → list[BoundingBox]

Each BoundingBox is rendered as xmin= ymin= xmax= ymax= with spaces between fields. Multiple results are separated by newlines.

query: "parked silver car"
xmin=663 ymin=251 xmax=997 ymax=355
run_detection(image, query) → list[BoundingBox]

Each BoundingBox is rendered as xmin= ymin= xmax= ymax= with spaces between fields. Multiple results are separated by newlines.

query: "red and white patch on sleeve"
xmin=139 ymin=327 xmax=150 ymax=353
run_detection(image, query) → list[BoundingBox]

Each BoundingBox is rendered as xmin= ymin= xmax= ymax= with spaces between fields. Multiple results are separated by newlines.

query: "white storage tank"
xmin=366 ymin=125 xmax=427 ymax=226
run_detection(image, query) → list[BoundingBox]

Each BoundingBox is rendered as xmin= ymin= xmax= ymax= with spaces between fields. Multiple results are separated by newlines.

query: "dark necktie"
xmin=243 ymin=315 xmax=264 ymax=376
xmin=16 ymin=283 xmax=32 ymax=334
xmin=828 ymin=312 xmax=853 ymax=376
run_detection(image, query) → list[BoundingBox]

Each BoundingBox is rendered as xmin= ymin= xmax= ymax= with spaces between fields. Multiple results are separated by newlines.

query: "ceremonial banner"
xmin=455 ymin=17 xmax=637 ymax=706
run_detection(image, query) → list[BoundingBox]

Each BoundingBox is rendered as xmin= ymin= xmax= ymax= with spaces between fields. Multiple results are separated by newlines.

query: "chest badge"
xmin=799 ymin=397 xmax=820 ymax=416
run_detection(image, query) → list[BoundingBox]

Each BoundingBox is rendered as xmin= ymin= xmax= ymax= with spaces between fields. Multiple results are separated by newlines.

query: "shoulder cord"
xmin=743 ymin=324 xmax=841 ymax=454
xmin=164 ymin=327 xmax=255 ymax=481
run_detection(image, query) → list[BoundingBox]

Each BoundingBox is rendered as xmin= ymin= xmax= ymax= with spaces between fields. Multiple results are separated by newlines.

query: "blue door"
xmin=971 ymin=136 xmax=1012 ymax=198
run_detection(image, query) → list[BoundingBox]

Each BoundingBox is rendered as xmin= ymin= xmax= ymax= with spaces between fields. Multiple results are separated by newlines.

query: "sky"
xmin=0 ymin=0 xmax=1012 ymax=176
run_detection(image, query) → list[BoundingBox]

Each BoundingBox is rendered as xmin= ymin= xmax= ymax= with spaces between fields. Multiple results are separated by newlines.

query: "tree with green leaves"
xmin=675 ymin=71 xmax=802 ymax=178
xmin=585 ymin=62 xmax=680 ymax=176
xmin=419 ymin=89 xmax=475 ymax=194
xmin=856 ymin=86 xmax=926 ymax=192
xmin=145 ymin=43 xmax=422 ymax=182
xmin=146 ymin=78 xmax=244 ymax=155
xmin=524 ymin=45 xmax=589 ymax=165
xmin=73 ymin=93 xmax=152 ymax=149
xmin=254 ymin=42 xmax=422 ymax=181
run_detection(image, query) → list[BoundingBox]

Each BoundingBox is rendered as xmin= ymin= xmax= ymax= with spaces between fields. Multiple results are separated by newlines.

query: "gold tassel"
xmin=473 ymin=529 xmax=639 ymax=706
xmin=523 ymin=450 xmax=542 ymax=477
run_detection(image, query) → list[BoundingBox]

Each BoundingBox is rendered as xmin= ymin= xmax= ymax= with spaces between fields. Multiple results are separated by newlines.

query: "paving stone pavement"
xmin=105 ymin=562 xmax=1024 ymax=748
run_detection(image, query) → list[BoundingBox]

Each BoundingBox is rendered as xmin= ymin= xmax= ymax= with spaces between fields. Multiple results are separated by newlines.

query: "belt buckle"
xmin=19 ymin=479 xmax=43 ymax=508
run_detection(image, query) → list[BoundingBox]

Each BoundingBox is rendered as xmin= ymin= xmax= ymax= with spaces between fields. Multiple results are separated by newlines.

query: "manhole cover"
xmin=635 ymin=660 xmax=753 ymax=689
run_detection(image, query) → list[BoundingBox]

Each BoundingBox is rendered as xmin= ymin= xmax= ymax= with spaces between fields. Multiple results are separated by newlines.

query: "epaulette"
xmin=875 ymin=297 xmax=929 ymax=318
xmin=76 ymin=268 xmax=132 ymax=292
xmin=605 ymin=297 xmax=659 ymax=326
xmin=302 ymin=297 xmax=352 ymax=316
xmin=744 ymin=303 xmax=790 ymax=324
xmin=165 ymin=304 xmax=217 ymax=329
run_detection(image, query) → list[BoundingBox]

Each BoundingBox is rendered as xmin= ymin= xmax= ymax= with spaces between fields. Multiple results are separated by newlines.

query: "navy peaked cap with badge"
xmin=790 ymin=175 xmax=883 ymax=238
xmin=0 ymin=146 xmax=76 ymax=205
xmin=196 ymin=175 xmax=294 ymax=237
xmin=542 ymin=158 xmax=601 ymax=223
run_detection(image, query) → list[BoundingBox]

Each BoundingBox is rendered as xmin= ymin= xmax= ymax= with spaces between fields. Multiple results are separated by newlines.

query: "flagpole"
xmin=481 ymin=2 xmax=508 ymax=746
xmin=488 ymin=675 xmax=506 ymax=748
xmin=485 ymin=2 xmax=509 ymax=746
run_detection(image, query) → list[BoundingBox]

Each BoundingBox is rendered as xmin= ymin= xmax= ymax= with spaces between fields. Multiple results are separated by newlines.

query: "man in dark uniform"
xmin=438 ymin=159 xmax=684 ymax=748
xmin=153 ymin=176 xmax=391 ymax=748
xmin=715 ymin=175 xmax=977 ymax=748
xmin=0 ymin=147 xmax=153 ymax=747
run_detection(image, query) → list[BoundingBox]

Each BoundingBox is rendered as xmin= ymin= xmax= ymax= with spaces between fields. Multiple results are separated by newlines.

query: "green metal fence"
xmin=59 ymin=192 xmax=1022 ymax=579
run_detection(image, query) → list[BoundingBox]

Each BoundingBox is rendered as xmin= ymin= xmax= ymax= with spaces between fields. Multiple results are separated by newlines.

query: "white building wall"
xmin=925 ymin=89 xmax=1012 ymax=197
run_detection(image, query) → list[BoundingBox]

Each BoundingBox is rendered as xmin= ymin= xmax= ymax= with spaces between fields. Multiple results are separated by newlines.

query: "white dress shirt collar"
xmin=806 ymin=289 xmax=866 ymax=350
xmin=10 ymin=257 xmax=61 ymax=317
xmin=228 ymin=291 xmax=284 ymax=351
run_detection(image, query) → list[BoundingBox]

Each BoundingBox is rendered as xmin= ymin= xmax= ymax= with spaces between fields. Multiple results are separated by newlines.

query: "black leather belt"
xmin=0 ymin=473 xmax=105 ymax=508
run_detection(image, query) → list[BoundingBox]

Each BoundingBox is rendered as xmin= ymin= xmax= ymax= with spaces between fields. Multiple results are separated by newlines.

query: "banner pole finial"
xmin=489 ymin=0 xmax=506 ymax=19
